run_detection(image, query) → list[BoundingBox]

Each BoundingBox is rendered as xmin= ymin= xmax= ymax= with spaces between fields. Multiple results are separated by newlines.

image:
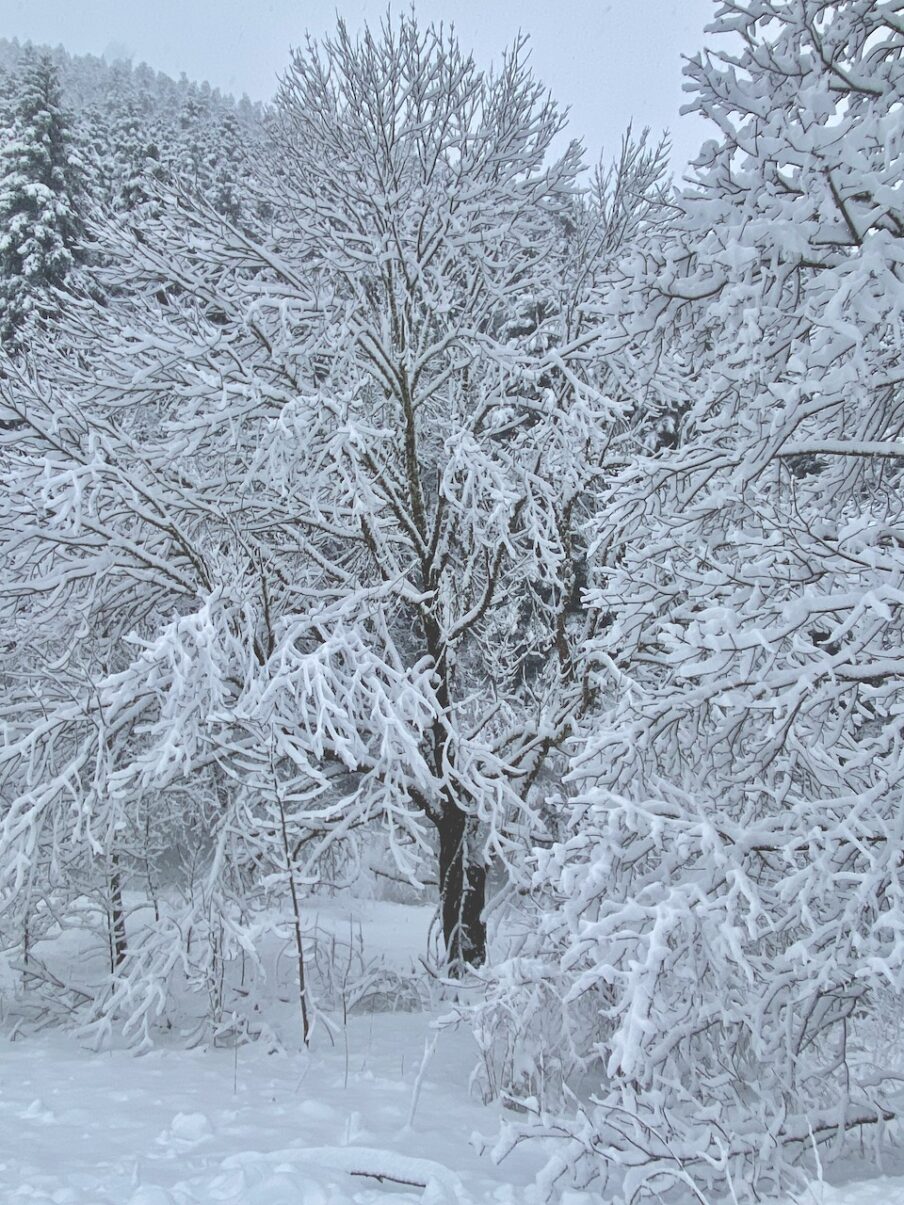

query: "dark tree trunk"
xmin=110 ymin=864 xmax=128 ymax=971
xmin=420 ymin=603 xmax=487 ymax=970
xmin=436 ymin=809 xmax=486 ymax=972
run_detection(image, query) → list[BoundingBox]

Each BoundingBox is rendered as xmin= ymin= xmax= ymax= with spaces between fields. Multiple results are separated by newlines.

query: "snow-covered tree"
xmin=0 ymin=40 xmax=264 ymax=229
xmin=87 ymin=63 xmax=168 ymax=214
xmin=0 ymin=51 xmax=88 ymax=346
xmin=0 ymin=15 xmax=637 ymax=1039
xmin=474 ymin=1 xmax=904 ymax=1199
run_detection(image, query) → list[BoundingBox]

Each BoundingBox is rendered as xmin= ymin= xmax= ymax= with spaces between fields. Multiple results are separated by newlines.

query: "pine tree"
xmin=0 ymin=51 xmax=87 ymax=347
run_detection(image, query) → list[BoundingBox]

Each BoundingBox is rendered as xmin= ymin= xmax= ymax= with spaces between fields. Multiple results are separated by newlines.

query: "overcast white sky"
xmin=1 ymin=0 xmax=718 ymax=172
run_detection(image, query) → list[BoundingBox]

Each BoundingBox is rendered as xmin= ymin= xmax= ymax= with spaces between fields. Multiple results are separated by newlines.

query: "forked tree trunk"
xmin=436 ymin=810 xmax=486 ymax=972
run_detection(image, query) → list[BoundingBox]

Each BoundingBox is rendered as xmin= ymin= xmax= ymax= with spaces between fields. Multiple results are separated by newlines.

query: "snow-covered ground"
xmin=4 ymin=1017 xmax=904 ymax=1205
xmin=2 ymin=895 xmax=903 ymax=1205
xmin=0 ymin=1011 xmax=540 ymax=1204
xmin=0 ymin=895 xmax=544 ymax=1204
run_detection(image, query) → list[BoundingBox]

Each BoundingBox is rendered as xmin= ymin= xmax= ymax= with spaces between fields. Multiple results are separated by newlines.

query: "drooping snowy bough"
xmin=475 ymin=2 xmax=904 ymax=1199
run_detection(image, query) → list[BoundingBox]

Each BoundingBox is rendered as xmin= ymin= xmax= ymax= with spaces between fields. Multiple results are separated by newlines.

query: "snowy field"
xmin=0 ymin=896 xmax=900 ymax=1205
xmin=0 ymin=896 xmax=542 ymax=1204
xmin=0 ymin=1012 xmax=535 ymax=1204
xmin=4 ymin=1022 xmax=904 ymax=1205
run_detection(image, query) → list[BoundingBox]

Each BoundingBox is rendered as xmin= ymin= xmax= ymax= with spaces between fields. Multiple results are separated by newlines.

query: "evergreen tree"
xmin=0 ymin=51 xmax=87 ymax=347
xmin=204 ymin=108 xmax=248 ymax=225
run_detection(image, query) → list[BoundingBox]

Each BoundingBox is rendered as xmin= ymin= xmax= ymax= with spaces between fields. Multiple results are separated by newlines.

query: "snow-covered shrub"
xmin=474 ymin=1 xmax=904 ymax=1199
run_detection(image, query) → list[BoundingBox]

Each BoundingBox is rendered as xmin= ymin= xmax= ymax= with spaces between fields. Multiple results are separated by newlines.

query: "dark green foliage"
xmin=0 ymin=51 xmax=87 ymax=346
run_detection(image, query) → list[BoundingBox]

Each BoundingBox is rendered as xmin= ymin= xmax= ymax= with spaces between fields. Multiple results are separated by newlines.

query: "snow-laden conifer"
xmin=0 ymin=51 xmax=88 ymax=346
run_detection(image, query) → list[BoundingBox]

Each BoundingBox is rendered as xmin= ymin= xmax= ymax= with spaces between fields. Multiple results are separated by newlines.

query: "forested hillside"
xmin=0 ymin=5 xmax=902 ymax=1202
xmin=0 ymin=39 xmax=261 ymax=342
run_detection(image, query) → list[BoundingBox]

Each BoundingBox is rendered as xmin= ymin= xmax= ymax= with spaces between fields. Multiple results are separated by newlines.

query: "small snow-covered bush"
xmin=479 ymin=795 xmax=903 ymax=1200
